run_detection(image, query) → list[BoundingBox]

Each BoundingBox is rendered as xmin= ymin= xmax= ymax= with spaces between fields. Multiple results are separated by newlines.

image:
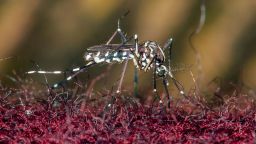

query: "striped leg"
xmin=134 ymin=34 xmax=139 ymax=57
xmin=134 ymin=66 xmax=138 ymax=97
xmin=51 ymin=62 xmax=96 ymax=89
xmin=162 ymin=76 xmax=171 ymax=108
xmin=107 ymin=18 xmax=127 ymax=45
xmin=168 ymin=71 xmax=186 ymax=97
xmin=114 ymin=19 xmax=131 ymax=94
xmin=116 ymin=60 xmax=128 ymax=93
xmin=27 ymin=70 xmax=64 ymax=75
xmin=163 ymin=38 xmax=173 ymax=71
xmin=133 ymin=34 xmax=140 ymax=97
xmin=117 ymin=10 xmax=130 ymax=43
xmin=117 ymin=19 xmax=127 ymax=43
xmin=106 ymin=30 xmax=118 ymax=45
xmin=165 ymin=38 xmax=186 ymax=97
xmin=152 ymin=59 xmax=160 ymax=104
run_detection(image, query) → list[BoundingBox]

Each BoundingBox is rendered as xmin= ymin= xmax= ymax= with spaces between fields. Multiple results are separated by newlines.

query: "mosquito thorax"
xmin=135 ymin=41 xmax=165 ymax=71
xmin=144 ymin=41 xmax=165 ymax=61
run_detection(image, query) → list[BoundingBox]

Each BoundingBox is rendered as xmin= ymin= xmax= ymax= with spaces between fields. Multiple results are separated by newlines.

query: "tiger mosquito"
xmin=27 ymin=19 xmax=186 ymax=107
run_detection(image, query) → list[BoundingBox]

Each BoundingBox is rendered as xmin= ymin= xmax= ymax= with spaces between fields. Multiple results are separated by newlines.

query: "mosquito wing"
xmin=86 ymin=44 xmax=135 ymax=52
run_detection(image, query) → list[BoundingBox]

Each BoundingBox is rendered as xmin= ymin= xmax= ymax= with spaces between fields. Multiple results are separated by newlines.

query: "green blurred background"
xmin=0 ymin=0 xmax=256 ymax=97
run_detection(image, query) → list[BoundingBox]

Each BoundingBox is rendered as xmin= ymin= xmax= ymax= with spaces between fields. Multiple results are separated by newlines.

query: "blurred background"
xmin=0 ymin=0 xmax=256 ymax=98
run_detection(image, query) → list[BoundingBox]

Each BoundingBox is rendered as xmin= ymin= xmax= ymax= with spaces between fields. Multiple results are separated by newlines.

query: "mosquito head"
xmin=156 ymin=65 xmax=168 ymax=77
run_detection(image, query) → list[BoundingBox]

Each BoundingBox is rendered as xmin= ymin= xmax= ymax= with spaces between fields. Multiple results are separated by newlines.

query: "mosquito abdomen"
xmin=84 ymin=50 xmax=134 ymax=64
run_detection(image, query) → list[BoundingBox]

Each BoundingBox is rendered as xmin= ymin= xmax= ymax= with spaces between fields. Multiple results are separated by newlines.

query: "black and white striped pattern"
xmin=84 ymin=50 xmax=134 ymax=64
